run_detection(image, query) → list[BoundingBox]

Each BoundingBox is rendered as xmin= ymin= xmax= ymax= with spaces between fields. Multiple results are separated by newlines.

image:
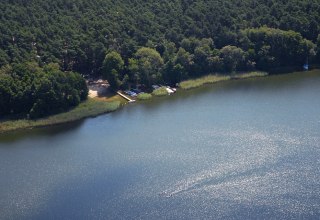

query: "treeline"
xmin=0 ymin=0 xmax=320 ymax=104
xmin=103 ymin=27 xmax=317 ymax=89
xmin=0 ymin=63 xmax=88 ymax=118
xmin=1 ymin=0 xmax=320 ymax=76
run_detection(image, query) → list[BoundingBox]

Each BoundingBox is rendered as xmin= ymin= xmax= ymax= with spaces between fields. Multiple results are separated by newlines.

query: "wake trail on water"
xmin=159 ymin=127 xmax=315 ymax=198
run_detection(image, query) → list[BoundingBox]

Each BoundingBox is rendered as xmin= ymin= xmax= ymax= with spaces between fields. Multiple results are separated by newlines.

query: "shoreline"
xmin=178 ymin=71 xmax=268 ymax=90
xmin=0 ymin=70 xmax=315 ymax=134
xmin=0 ymin=99 xmax=121 ymax=134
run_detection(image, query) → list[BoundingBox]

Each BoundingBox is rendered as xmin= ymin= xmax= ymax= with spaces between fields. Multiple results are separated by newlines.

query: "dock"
xmin=117 ymin=91 xmax=136 ymax=103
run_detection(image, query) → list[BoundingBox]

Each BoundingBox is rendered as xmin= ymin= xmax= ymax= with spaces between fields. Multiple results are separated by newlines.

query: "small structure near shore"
xmin=117 ymin=91 xmax=136 ymax=103
xmin=166 ymin=87 xmax=175 ymax=94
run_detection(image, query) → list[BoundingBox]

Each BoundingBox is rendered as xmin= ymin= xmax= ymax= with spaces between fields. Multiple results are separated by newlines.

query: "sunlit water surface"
xmin=1 ymin=71 xmax=320 ymax=219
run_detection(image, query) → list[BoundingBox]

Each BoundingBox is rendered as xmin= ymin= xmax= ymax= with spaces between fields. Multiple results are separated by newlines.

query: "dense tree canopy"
xmin=0 ymin=0 xmax=319 ymax=91
xmin=240 ymin=27 xmax=316 ymax=70
xmin=0 ymin=62 xmax=88 ymax=118
xmin=129 ymin=47 xmax=164 ymax=87
xmin=102 ymin=51 xmax=125 ymax=90
xmin=1 ymin=0 xmax=319 ymax=72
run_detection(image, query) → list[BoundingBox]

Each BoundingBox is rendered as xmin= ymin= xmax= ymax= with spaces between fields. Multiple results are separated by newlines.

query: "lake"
xmin=1 ymin=70 xmax=320 ymax=219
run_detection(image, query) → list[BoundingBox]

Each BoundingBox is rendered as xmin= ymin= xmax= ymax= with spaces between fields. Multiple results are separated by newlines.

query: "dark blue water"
xmin=1 ymin=71 xmax=320 ymax=219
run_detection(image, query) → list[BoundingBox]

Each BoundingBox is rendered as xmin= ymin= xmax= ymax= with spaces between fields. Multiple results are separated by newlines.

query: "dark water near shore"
xmin=1 ymin=71 xmax=320 ymax=219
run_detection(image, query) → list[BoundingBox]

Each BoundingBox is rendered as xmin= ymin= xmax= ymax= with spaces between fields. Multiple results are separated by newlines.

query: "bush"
xmin=137 ymin=93 xmax=152 ymax=100
xmin=152 ymin=87 xmax=168 ymax=96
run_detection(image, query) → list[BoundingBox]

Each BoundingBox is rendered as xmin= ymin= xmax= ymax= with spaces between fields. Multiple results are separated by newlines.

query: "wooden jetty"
xmin=117 ymin=91 xmax=136 ymax=103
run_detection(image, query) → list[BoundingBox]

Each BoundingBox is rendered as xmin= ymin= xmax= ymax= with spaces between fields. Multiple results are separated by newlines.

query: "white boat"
xmin=166 ymin=87 xmax=174 ymax=94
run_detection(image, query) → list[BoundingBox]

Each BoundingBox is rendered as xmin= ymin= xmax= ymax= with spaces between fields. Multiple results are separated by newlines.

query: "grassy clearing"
xmin=0 ymin=99 xmax=121 ymax=134
xmin=152 ymin=87 xmax=168 ymax=96
xmin=232 ymin=71 xmax=268 ymax=79
xmin=137 ymin=93 xmax=152 ymax=100
xmin=179 ymin=75 xmax=231 ymax=90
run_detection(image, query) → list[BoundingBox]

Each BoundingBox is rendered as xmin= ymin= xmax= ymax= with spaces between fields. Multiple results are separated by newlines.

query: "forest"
xmin=0 ymin=62 xmax=88 ymax=118
xmin=1 ymin=0 xmax=320 ymax=115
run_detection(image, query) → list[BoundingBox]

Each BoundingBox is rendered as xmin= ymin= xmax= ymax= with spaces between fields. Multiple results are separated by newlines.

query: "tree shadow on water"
xmin=0 ymin=120 xmax=85 ymax=145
